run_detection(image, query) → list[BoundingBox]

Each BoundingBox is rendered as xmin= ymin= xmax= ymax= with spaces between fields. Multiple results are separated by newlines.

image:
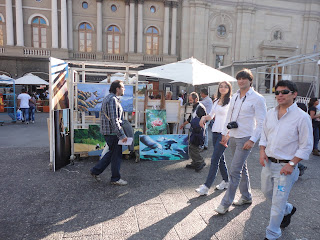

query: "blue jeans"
xmin=21 ymin=108 xmax=29 ymax=122
xmin=29 ymin=106 xmax=35 ymax=121
xmin=221 ymin=136 xmax=252 ymax=207
xmin=7 ymin=108 xmax=15 ymax=121
xmin=313 ymin=125 xmax=319 ymax=150
xmin=90 ymin=135 xmax=122 ymax=182
xmin=204 ymin=132 xmax=229 ymax=188
xmin=261 ymin=160 xmax=299 ymax=240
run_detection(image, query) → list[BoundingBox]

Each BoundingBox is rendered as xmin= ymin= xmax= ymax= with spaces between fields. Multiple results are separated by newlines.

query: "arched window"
xmin=79 ymin=22 xmax=92 ymax=52
xmin=0 ymin=16 xmax=3 ymax=46
xmin=32 ymin=17 xmax=47 ymax=48
xmin=107 ymin=25 xmax=120 ymax=54
xmin=146 ymin=27 xmax=159 ymax=55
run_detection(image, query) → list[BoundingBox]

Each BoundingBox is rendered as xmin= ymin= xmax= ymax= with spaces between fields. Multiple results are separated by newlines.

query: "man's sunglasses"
xmin=275 ymin=90 xmax=293 ymax=95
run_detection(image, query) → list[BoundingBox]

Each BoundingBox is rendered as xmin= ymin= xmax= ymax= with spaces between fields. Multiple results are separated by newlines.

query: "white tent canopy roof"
xmin=15 ymin=73 xmax=49 ymax=85
xmin=0 ymin=74 xmax=15 ymax=85
xmin=138 ymin=57 xmax=236 ymax=85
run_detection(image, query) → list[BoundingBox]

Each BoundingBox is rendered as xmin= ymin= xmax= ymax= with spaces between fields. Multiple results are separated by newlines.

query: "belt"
xmin=268 ymin=157 xmax=290 ymax=164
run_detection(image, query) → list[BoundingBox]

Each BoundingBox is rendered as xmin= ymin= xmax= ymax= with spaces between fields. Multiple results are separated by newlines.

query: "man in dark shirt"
xmin=180 ymin=92 xmax=207 ymax=171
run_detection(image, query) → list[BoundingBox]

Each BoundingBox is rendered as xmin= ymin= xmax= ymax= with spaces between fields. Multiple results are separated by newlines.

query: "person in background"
xmin=200 ymin=88 xmax=213 ymax=150
xmin=259 ymin=80 xmax=312 ymax=240
xmin=196 ymin=81 xmax=232 ymax=195
xmin=308 ymin=97 xmax=320 ymax=156
xmin=6 ymin=88 xmax=16 ymax=123
xmin=17 ymin=88 xmax=31 ymax=124
xmin=214 ymin=68 xmax=267 ymax=214
xmin=178 ymin=93 xmax=184 ymax=106
xmin=90 ymin=80 xmax=128 ymax=186
xmin=180 ymin=92 xmax=207 ymax=172
xmin=28 ymin=92 xmax=37 ymax=123
xmin=165 ymin=91 xmax=173 ymax=100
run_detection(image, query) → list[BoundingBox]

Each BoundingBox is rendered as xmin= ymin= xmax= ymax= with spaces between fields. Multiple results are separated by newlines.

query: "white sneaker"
xmin=233 ymin=197 xmax=252 ymax=206
xmin=111 ymin=179 xmax=128 ymax=186
xmin=214 ymin=204 xmax=229 ymax=214
xmin=195 ymin=184 xmax=209 ymax=196
xmin=215 ymin=180 xmax=229 ymax=190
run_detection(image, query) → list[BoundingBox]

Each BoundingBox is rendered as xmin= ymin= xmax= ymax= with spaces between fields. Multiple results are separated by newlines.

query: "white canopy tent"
xmin=15 ymin=73 xmax=49 ymax=85
xmin=138 ymin=57 xmax=236 ymax=85
xmin=0 ymin=74 xmax=15 ymax=85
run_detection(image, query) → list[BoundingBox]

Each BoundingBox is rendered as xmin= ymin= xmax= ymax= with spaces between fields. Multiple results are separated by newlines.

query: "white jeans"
xmin=261 ymin=160 xmax=299 ymax=240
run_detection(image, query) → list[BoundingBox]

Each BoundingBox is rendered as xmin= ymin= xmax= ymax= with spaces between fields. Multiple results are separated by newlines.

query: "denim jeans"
xmin=220 ymin=136 xmax=252 ymax=207
xmin=261 ymin=160 xmax=299 ymax=240
xmin=7 ymin=108 xmax=15 ymax=121
xmin=204 ymin=122 xmax=209 ymax=148
xmin=204 ymin=132 xmax=229 ymax=188
xmin=21 ymin=108 xmax=29 ymax=123
xmin=29 ymin=106 xmax=35 ymax=121
xmin=90 ymin=135 xmax=123 ymax=182
xmin=312 ymin=125 xmax=319 ymax=150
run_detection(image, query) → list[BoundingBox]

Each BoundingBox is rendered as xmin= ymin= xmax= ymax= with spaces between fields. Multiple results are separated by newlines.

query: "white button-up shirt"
xmin=222 ymin=87 xmax=267 ymax=143
xmin=259 ymin=103 xmax=313 ymax=160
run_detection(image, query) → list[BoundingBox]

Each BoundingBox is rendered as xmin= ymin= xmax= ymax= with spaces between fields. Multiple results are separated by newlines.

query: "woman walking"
xmin=196 ymin=81 xmax=232 ymax=195
xmin=308 ymin=98 xmax=320 ymax=156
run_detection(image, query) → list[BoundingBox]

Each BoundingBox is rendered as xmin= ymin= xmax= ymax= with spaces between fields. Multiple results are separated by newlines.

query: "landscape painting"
xmin=146 ymin=109 xmax=167 ymax=135
xmin=74 ymin=125 xmax=106 ymax=156
xmin=139 ymin=134 xmax=189 ymax=161
xmin=77 ymin=83 xmax=133 ymax=112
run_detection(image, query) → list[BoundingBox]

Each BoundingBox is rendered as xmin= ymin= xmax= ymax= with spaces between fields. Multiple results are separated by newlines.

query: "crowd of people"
xmin=91 ymin=69 xmax=317 ymax=240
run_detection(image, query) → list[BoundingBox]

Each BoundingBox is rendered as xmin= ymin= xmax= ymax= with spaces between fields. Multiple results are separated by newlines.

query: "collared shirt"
xmin=222 ymin=87 xmax=267 ymax=143
xmin=259 ymin=103 xmax=313 ymax=160
xmin=178 ymin=97 xmax=183 ymax=106
xmin=100 ymin=93 xmax=126 ymax=140
xmin=209 ymin=100 xmax=229 ymax=133
xmin=200 ymin=96 xmax=213 ymax=114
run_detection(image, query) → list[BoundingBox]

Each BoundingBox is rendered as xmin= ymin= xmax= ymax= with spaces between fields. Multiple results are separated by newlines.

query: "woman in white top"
xmin=196 ymin=81 xmax=232 ymax=195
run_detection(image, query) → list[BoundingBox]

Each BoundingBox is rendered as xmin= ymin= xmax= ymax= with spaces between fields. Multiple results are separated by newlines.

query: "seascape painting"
xmin=146 ymin=109 xmax=167 ymax=135
xmin=77 ymin=83 xmax=133 ymax=112
xmin=74 ymin=125 xmax=106 ymax=156
xmin=139 ymin=134 xmax=189 ymax=161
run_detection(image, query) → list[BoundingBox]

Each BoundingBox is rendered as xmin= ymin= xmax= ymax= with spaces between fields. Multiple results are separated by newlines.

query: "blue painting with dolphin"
xmin=139 ymin=134 xmax=189 ymax=161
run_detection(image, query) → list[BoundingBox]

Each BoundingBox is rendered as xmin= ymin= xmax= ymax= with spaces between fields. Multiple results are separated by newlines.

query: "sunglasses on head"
xmin=275 ymin=90 xmax=293 ymax=95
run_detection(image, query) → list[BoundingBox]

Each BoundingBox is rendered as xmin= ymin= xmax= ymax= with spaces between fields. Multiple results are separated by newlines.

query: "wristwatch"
xmin=288 ymin=161 xmax=295 ymax=167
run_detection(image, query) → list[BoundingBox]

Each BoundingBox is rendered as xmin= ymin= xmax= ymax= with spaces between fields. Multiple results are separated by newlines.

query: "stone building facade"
xmin=0 ymin=0 xmax=319 ymax=83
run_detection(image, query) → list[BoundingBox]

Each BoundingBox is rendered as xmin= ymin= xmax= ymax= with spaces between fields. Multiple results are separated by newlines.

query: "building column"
xmin=137 ymin=0 xmax=143 ymax=53
xmin=129 ymin=0 xmax=135 ymax=52
xmin=96 ymin=0 xmax=103 ymax=52
xmin=61 ymin=0 xmax=68 ymax=49
xmin=5 ymin=0 xmax=14 ymax=46
xmin=170 ymin=1 xmax=178 ymax=55
xmin=125 ymin=1 xmax=129 ymax=53
xmin=52 ymin=0 xmax=58 ymax=48
xmin=67 ymin=0 xmax=73 ymax=50
xmin=163 ymin=1 xmax=170 ymax=55
xmin=15 ymin=0 xmax=24 ymax=46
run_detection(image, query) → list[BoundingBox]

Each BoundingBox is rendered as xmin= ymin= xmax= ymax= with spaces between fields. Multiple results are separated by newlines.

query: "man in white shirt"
xmin=200 ymin=89 xmax=213 ymax=150
xmin=259 ymin=80 xmax=312 ymax=240
xmin=17 ymin=88 xmax=31 ymax=124
xmin=215 ymin=69 xmax=267 ymax=214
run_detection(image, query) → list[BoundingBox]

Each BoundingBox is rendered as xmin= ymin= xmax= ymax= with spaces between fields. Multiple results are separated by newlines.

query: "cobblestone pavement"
xmin=0 ymin=113 xmax=319 ymax=240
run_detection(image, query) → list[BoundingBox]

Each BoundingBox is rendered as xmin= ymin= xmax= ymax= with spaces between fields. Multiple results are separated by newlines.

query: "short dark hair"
xmin=190 ymin=92 xmax=199 ymax=101
xmin=178 ymin=93 xmax=183 ymax=97
xmin=21 ymin=88 xmax=26 ymax=93
xmin=109 ymin=80 xmax=123 ymax=94
xmin=275 ymin=80 xmax=298 ymax=93
xmin=236 ymin=68 xmax=253 ymax=82
xmin=200 ymin=88 xmax=208 ymax=96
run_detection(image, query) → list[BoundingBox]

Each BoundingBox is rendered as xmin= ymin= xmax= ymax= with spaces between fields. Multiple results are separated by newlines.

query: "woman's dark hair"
xmin=216 ymin=81 xmax=232 ymax=106
xmin=308 ymin=97 xmax=318 ymax=108
xmin=109 ymin=80 xmax=123 ymax=94
xmin=236 ymin=69 xmax=253 ymax=82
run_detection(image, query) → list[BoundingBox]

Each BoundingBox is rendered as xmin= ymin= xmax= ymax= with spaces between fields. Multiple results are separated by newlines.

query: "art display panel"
xmin=139 ymin=134 xmax=189 ymax=161
xmin=77 ymin=83 xmax=133 ymax=112
xmin=146 ymin=109 xmax=167 ymax=135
